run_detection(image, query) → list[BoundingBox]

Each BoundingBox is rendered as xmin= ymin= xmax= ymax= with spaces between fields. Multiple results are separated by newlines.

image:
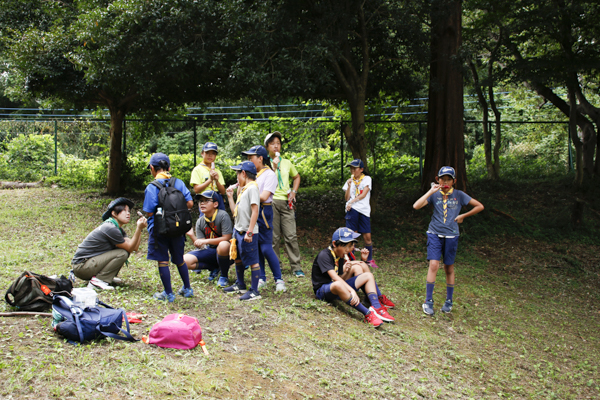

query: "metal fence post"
xmin=193 ymin=119 xmax=197 ymax=166
xmin=54 ymin=120 xmax=58 ymax=175
xmin=122 ymin=119 xmax=127 ymax=161
xmin=567 ymin=123 xmax=573 ymax=172
xmin=418 ymin=122 xmax=423 ymax=181
xmin=340 ymin=119 xmax=344 ymax=184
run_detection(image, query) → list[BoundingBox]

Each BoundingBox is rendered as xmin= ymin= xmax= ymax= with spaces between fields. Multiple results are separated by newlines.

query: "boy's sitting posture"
xmin=183 ymin=190 xmax=235 ymax=288
xmin=311 ymin=228 xmax=395 ymax=327
xmin=224 ymin=161 xmax=262 ymax=301
xmin=413 ymin=166 xmax=484 ymax=316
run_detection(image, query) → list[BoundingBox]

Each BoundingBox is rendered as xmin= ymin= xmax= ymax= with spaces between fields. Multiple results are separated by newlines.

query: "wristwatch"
xmin=247 ymin=232 xmax=253 ymax=237
xmin=291 ymin=189 xmax=297 ymax=193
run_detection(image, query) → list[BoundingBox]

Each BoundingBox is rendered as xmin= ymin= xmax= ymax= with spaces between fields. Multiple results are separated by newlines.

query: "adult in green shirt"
xmin=264 ymin=132 xmax=305 ymax=277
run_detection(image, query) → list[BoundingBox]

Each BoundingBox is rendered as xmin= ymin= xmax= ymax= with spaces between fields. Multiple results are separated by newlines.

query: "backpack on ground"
xmin=5 ymin=271 xmax=73 ymax=312
xmin=151 ymin=177 xmax=193 ymax=237
xmin=51 ymin=295 xmax=137 ymax=344
xmin=145 ymin=313 xmax=202 ymax=350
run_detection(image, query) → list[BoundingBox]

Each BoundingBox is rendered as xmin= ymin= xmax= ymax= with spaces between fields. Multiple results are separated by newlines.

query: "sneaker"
xmin=177 ymin=287 xmax=194 ymax=298
xmin=88 ymin=277 xmax=114 ymax=291
xmin=208 ymin=268 xmax=220 ymax=281
xmin=275 ymin=279 xmax=286 ymax=292
xmin=441 ymin=299 xmax=453 ymax=314
xmin=370 ymin=306 xmax=395 ymax=322
xmin=378 ymin=294 xmax=395 ymax=309
xmin=112 ymin=277 xmax=123 ymax=284
xmin=223 ymin=282 xmax=247 ymax=294
xmin=239 ymin=289 xmax=262 ymax=301
xmin=364 ymin=311 xmax=383 ymax=327
xmin=294 ymin=270 xmax=305 ymax=278
xmin=68 ymin=270 xmax=76 ymax=283
xmin=153 ymin=291 xmax=176 ymax=302
xmin=257 ymin=279 xmax=267 ymax=290
xmin=368 ymin=260 xmax=379 ymax=268
xmin=217 ymin=276 xmax=229 ymax=288
xmin=422 ymin=300 xmax=434 ymax=316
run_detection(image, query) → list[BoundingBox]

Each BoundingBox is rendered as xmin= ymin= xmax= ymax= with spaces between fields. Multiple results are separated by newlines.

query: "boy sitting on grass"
xmin=413 ymin=166 xmax=484 ymax=316
xmin=183 ymin=190 xmax=237 ymax=288
xmin=311 ymin=227 xmax=395 ymax=327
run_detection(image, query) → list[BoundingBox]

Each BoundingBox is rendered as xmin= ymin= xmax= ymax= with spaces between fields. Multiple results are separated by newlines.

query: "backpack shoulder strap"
xmin=168 ymin=177 xmax=177 ymax=188
xmin=151 ymin=180 xmax=164 ymax=190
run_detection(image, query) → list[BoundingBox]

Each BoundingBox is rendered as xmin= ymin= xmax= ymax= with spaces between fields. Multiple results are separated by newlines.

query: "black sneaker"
xmin=223 ymin=281 xmax=247 ymax=294
xmin=441 ymin=299 xmax=453 ymax=314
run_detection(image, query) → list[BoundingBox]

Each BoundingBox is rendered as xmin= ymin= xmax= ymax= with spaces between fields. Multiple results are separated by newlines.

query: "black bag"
xmin=151 ymin=177 xmax=193 ymax=237
xmin=52 ymin=295 xmax=137 ymax=343
xmin=5 ymin=271 xmax=73 ymax=312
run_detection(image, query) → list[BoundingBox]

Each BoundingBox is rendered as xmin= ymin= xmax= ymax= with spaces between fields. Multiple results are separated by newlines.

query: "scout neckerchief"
xmin=275 ymin=156 xmax=284 ymax=189
xmin=104 ymin=217 xmax=128 ymax=265
xmin=328 ymin=246 xmax=341 ymax=274
xmin=256 ymin=166 xmax=269 ymax=179
xmin=200 ymin=163 xmax=218 ymax=190
xmin=156 ymin=171 xmax=171 ymax=180
xmin=440 ymin=187 xmax=454 ymax=224
xmin=203 ymin=209 xmax=219 ymax=238
xmin=233 ymin=181 xmax=258 ymax=218
xmin=352 ymin=174 xmax=365 ymax=197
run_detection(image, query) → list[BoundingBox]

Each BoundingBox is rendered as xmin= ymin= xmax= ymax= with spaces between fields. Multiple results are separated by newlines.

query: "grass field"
xmin=1 ymin=180 xmax=599 ymax=399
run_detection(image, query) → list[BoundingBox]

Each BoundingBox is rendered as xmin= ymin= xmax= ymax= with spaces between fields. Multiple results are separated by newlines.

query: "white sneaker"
xmin=257 ymin=279 xmax=267 ymax=290
xmin=112 ymin=277 xmax=123 ymax=284
xmin=275 ymin=279 xmax=286 ymax=292
xmin=88 ymin=277 xmax=114 ymax=290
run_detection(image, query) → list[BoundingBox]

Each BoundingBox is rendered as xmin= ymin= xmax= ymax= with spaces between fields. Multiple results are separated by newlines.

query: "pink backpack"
xmin=147 ymin=314 xmax=202 ymax=350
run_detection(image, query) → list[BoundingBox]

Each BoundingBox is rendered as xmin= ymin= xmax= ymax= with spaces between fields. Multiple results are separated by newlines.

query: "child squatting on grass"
xmin=311 ymin=227 xmax=396 ymax=328
xmin=343 ymin=159 xmax=379 ymax=268
xmin=143 ymin=153 xmax=194 ymax=303
xmin=413 ymin=166 xmax=484 ymax=316
xmin=183 ymin=190 xmax=239 ymax=289
xmin=224 ymin=160 xmax=263 ymax=301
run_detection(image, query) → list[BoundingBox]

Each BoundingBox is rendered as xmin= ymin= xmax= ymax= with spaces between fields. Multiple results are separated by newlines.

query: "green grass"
xmin=0 ymin=182 xmax=599 ymax=399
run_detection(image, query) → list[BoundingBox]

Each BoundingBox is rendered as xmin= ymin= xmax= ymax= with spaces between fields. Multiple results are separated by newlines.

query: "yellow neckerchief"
xmin=200 ymin=163 xmax=218 ymax=190
xmin=229 ymin=237 xmax=237 ymax=260
xmin=203 ymin=209 xmax=218 ymax=238
xmin=328 ymin=246 xmax=341 ymax=274
xmin=199 ymin=163 xmax=211 ymax=172
xmin=256 ymin=166 xmax=270 ymax=178
xmin=156 ymin=171 xmax=171 ymax=180
xmin=440 ymin=187 xmax=454 ymax=223
xmin=352 ymin=173 xmax=365 ymax=197
xmin=233 ymin=181 xmax=258 ymax=218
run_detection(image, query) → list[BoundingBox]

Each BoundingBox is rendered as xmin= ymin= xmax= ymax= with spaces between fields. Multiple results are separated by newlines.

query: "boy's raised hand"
xmin=137 ymin=216 xmax=148 ymax=228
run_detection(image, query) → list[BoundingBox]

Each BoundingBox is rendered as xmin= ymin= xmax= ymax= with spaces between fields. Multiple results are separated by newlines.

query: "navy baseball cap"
xmin=264 ymin=131 xmax=283 ymax=146
xmin=230 ymin=160 xmax=257 ymax=175
xmin=241 ymin=145 xmax=269 ymax=159
xmin=332 ymin=227 xmax=361 ymax=243
xmin=345 ymin=159 xmax=364 ymax=169
xmin=102 ymin=197 xmax=135 ymax=221
xmin=148 ymin=152 xmax=170 ymax=169
xmin=195 ymin=190 xmax=218 ymax=201
xmin=202 ymin=142 xmax=218 ymax=153
xmin=437 ymin=166 xmax=456 ymax=179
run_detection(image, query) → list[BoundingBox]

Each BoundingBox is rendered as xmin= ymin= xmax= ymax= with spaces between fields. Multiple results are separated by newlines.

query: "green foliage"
xmin=0 ymin=134 xmax=55 ymax=181
xmin=55 ymin=155 xmax=107 ymax=189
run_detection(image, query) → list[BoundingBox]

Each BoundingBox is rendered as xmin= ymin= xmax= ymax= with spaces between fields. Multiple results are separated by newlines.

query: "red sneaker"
xmin=378 ymin=294 xmax=395 ymax=309
xmin=364 ymin=311 xmax=383 ymax=327
xmin=370 ymin=306 xmax=395 ymax=322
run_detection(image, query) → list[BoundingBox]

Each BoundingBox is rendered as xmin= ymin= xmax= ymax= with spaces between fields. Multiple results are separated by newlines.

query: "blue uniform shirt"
xmin=143 ymin=178 xmax=193 ymax=231
xmin=426 ymin=189 xmax=472 ymax=236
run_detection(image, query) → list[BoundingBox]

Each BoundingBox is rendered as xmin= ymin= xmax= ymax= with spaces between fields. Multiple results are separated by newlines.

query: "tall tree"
xmin=422 ymin=0 xmax=466 ymax=191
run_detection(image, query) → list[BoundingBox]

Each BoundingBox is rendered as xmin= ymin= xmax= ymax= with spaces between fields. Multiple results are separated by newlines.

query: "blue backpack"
xmin=52 ymin=295 xmax=137 ymax=344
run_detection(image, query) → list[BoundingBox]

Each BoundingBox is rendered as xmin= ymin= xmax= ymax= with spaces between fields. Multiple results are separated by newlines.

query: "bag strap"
xmin=151 ymin=180 xmax=165 ymax=190
xmin=55 ymin=295 xmax=85 ymax=343
xmin=97 ymin=300 xmax=114 ymax=309
xmin=96 ymin=308 xmax=138 ymax=342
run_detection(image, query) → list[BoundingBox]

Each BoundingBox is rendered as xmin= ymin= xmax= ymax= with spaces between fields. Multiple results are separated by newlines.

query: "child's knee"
xmin=428 ymin=260 xmax=440 ymax=271
xmin=444 ymin=264 xmax=455 ymax=274
xmin=217 ymin=241 xmax=230 ymax=255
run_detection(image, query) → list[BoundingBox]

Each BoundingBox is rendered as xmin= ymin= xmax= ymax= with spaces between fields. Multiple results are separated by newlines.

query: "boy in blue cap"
xmin=190 ymin=142 xmax=227 ymax=210
xmin=413 ymin=166 xmax=484 ymax=315
xmin=224 ymin=160 xmax=262 ymax=301
xmin=343 ymin=159 xmax=379 ymax=268
xmin=143 ymin=153 xmax=194 ymax=302
xmin=183 ymin=190 xmax=236 ymax=288
xmin=311 ymin=227 xmax=395 ymax=327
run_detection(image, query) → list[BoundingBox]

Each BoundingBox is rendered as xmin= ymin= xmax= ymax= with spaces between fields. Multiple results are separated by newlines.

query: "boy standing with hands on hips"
xmin=343 ymin=159 xmax=378 ymax=268
xmin=413 ymin=166 xmax=484 ymax=316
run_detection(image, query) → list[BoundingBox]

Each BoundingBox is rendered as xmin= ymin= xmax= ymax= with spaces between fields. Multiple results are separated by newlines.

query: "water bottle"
xmin=156 ymin=207 xmax=163 ymax=216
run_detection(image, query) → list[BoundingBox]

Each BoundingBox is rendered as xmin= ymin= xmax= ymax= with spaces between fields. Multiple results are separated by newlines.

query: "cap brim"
xmin=338 ymin=232 xmax=362 ymax=243
xmin=102 ymin=199 xmax=134 ymax=221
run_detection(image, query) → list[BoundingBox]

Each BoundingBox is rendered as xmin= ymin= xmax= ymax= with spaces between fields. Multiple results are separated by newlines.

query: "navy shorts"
xmin=315 ymin=276 xmax=360 ymax=302
xmin=234 ymin=230 xmax=259 ymax=267
xmin=345 ymin=208 xmax=371 ymax=234
xmin=147 ymin=227 xmax=186 ymax=264
xmin=257 ymin=204 xmax=273 ymax=244
xmin=186 ymin=247 xmax=219 ymax=270
xmin=426 ymin=233 xmax=459 ymax=265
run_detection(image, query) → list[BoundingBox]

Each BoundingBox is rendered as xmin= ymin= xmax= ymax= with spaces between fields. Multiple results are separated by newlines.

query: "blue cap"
xmin=241 ymin=145 xmax=269 ymax=159
xmin=202 ymin=142 xmax=218 ymax=153
xmin=148 ymin=153 xmax=170 ymax=169
xmin=437 ymin=166 xmax=456 ymax=179
xmin=230 ymin=160 xmax=257 ymax=175
xmin=332 ymin=227 xmax=361 ymax=243
xmin=345 ymin=159 xmax=364 ymax=169
xmin=195 ymin=190 xmax=218 ymax=201
xmin=102 ymin=197 xmax=134 ymax=221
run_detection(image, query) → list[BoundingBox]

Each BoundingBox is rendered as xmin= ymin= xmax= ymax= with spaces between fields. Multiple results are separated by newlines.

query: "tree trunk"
xmin=488 ymin=77 xmax=501 ymax=179
xmin=422 ymin=0 xmax=465 ymax=191
xmin=106 ymin=109 xmax=125 ymax=194
xmin=567 ymin=84 xmax=584 ymax=187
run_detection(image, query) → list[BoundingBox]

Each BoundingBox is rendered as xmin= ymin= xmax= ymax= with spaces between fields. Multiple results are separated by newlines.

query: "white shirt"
xmin=342 ymin=175 xmax=372 ymax=217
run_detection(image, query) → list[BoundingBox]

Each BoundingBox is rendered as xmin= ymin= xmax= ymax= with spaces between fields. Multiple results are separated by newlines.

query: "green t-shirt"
xmin=190 ymin=164 xmax=225 ymax=192
xmin=273 ymin=158 xmax=299 ymax=201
